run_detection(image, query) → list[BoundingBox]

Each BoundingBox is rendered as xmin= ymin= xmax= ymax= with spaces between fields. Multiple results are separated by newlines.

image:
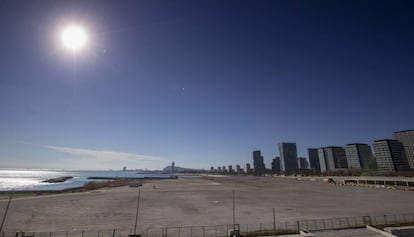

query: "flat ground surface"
xmin=313 ymin=228 xmax=383 ymax=237
xmin=1 ymin=176 xmax=414 ymax=233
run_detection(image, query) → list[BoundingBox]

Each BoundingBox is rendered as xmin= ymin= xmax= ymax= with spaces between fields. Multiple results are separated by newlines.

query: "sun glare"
xmin=61 ymin=25 xmax=88 ymax=51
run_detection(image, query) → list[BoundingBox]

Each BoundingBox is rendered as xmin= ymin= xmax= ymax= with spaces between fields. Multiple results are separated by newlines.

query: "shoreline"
xmin=0 ymin=178 xmax=149 ymax=198
xmin=0 ymin=175 xmax=178 ymax=196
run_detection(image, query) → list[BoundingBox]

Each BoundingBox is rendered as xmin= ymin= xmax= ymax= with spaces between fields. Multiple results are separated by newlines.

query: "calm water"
xmin=0 ymin=169 xmax=167 ymax=191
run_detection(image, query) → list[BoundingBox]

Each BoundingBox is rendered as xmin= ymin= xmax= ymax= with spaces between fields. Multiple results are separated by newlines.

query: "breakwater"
xmin=42 ymin=176 xmax=73 ymax=183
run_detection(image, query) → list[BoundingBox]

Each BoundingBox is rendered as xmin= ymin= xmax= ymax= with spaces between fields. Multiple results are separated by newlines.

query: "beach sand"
xmin=0 ymin=175 xmax=413 ymax=233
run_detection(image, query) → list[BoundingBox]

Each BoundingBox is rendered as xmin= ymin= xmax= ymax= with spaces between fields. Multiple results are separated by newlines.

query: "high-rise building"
xmin=217 ymin=166 xmax=222 ymax=173
xmin=393 ymin=129 xmax=414 ymax=169
xmin=318 ymin=148 xmax=328 ymax=172
xmin=228 ymin=165 xmax=233 ymax=174
xmin=271 ymin=157 xmax=280 ymax=173
xmin=236 ymin=165 xmax=241 ymax=174
xmin=373 ymin=139 xmax=410 ymax=173
xmin=308 ymin=148 xmax=320 ymax=171
xmin=222 ymin=166 xmax=227 ymax=173
xmin=244 ymin=163 xmax=251 ymax=174
xmin=171 ymin=162 xmax=175 ymax=174
xmin=318 ymin=147 xmax=348 ymax=172
xmin=298 ymin=157 xmax=309 ymax=169
xmin=345 ymin=143 xmax=373 ymax=169
xmin=279 ymin=142 xmax=298 ymax=173
xmin=253 ymin=150 xmax=265 ymax=175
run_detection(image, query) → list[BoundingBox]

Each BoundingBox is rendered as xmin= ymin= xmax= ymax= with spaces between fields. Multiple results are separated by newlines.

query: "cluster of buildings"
xmin=209 ymin=129 xmax=414 ymax=175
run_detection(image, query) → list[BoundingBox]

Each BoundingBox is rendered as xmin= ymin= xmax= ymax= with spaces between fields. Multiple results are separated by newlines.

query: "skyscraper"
xmin=373 ymin=139 xmax=410 ymax=173
xmin=318 ymin=147 xmax=348 ymax=172
xmin=345 ymin=143 xmax=373 ymax=169
xmin=253 ymin=150 xmax=265 ymax=175
xmin=228 ymin=165 xmax=233 ymax=174
xmin=318 ymin=148 xmax=328 ymax=172
xmin=308 ymin=148 xmax=320 ymax=171
xmin=393 ymin=129 xmax=414 ymax=169
xmin=271 ymin=157 xmax=280 ymax=173
xmin=298 ymin=157 xmax=309 ymax=169
xmin=244 ymin=163 xmax=251 ymax=174
xmin=279 ymin=142 xmax=298 ymax=173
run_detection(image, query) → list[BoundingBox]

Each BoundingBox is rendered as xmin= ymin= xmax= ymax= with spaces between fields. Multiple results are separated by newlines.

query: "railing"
xmin=2 ymin=213 xmax=414 ymax=237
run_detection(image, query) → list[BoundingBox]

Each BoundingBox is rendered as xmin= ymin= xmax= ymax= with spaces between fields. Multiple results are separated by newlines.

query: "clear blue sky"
xmin=0 ymin=0 xmax=413 ymax=170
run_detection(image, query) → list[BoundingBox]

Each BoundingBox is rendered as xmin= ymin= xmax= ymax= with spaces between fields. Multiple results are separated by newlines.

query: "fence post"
xmin=323 ymin=219 xmax=326 ymax=229
xmin=81 ymin=231 xmax=84 ymax=237
xmin=403 ymin=214 xmax=407 ymax=223
xmin=297 ymin=221 xmax=300 ymax=232
xmin=165 ymin=227 xmax=168 ymax=237
xmin=178 ymin=227 xmax=181 ymax=237
xmin=214 ymin=226 xmax=217 ymax=237
xmin=49 ymin=232 xmax=52 ymax=237
xmin=260 ymin=223 xmax=262 ymax=232
xmin=203 ymin=226 xmax=205 ymax=237
xmin=384 ymin=215 xmax=387 ymax=225
xmin=246 ymin=224 xmax=248 ymax=235
xmin=190 ymin=226 xmax=193 ymax=237
xmin=346 ymin=217 xmax=350 ymax=227
xmin=112 ymin=229 xmax=115 ymax=237
xmin=98 ymin=231 xmax=100 ymax=237
xmin=66 ymin=232 xmax=69 ymax=237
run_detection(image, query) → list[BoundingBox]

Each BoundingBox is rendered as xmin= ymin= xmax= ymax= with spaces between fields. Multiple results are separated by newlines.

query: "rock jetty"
xmin=43 ymin=176 xmax=73 ymax=183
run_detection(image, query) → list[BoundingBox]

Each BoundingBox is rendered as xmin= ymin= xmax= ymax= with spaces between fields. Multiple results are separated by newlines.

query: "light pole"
xmin=0 ymin=190 xmax=14 ymax=234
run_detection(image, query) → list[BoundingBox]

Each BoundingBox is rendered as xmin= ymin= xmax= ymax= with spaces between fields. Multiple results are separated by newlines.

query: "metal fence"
xmin=1 ymin=229 xmax=129 ymax=237
xmin=2 ymin=213 xmax=414 ymax=237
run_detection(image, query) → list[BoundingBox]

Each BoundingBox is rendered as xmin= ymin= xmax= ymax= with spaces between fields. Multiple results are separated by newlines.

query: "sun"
xmin=61 ymin=25 xmax=88 ymax=51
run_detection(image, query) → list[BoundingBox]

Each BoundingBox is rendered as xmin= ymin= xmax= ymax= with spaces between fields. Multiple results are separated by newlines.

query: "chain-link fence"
xmin=2 ymin=213 xmax=414 ymax=237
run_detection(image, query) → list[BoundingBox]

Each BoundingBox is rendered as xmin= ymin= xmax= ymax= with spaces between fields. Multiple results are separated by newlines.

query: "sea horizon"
xmin=0 ymin=169 xmax=168 ymax=191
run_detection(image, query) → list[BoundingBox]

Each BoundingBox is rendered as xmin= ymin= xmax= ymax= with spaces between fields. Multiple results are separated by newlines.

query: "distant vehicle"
xmin=128 ymin=182 xmax=142 ymax=188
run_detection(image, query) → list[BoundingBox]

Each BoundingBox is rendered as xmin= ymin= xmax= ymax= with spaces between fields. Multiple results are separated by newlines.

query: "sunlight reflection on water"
xmin=0 ymin=169 xmax=165 ymax=191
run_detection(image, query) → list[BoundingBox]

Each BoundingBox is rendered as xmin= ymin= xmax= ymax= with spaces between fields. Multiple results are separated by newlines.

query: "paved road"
xmin=314 ymin=228 xmax=383 ymax=237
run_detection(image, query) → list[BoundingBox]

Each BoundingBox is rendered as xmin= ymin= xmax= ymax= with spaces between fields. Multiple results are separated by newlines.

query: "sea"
xmin=0 ymin=169 xmax=169 ymax=191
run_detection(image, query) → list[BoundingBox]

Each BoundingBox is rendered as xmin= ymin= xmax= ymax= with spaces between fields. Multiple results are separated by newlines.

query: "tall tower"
xmin=393 ymin=129 xmax=414 ymax=169
xmin=279 ymin=142 xmax=298 ymax=173
xmin=373 ymin=139 xmax=410 ymax=174
xmin=345 ymin=143 xmax=373 ymax=169
xmin=308 ymin=148 xmax=320 ymax=171
xmin=318 ymin=146 xmax=348 ymax=172
xmin=171 ymin=162 xmax=175 ymax=174
xmin=253 ymin=150 xmax=265 ymax=175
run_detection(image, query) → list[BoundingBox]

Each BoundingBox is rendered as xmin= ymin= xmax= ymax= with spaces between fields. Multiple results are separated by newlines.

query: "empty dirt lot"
xmin=1 ymin=175 xmax=414 ymax=233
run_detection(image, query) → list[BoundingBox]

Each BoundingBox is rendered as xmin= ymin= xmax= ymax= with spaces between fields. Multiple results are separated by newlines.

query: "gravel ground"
xmin=0 ymin=175 xmax=413 ymax=233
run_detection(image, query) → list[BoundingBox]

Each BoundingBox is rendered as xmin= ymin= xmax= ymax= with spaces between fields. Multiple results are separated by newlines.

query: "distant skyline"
xmin=1 ymin=1 xmax=414 ymax=170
